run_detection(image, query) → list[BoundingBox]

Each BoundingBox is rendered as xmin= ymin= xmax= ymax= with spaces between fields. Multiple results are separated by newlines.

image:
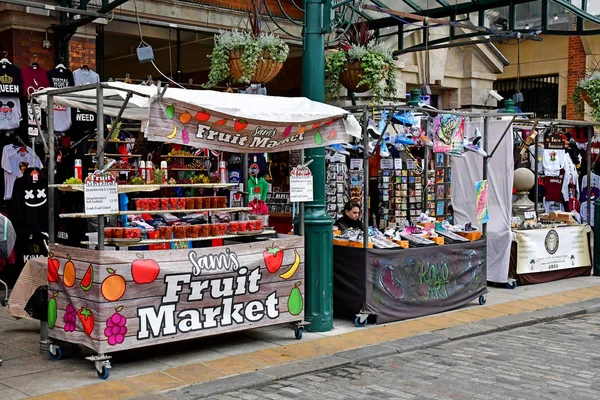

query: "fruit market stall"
xmin=331 ymin=105 xmax=530 ymax=326
xmin=30 ymin=82 xmax=360 ymax=379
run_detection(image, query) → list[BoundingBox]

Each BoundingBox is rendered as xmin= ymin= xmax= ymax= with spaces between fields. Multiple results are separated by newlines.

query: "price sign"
xmin=290 ymin=166 xmax=314 ymax=202
xmin=84 ymin=172 xmax=119 ymax=215
xmin=394 ymin=158 xmax=403 ymax=170
xmin=350 ymin=158 xmax=363 ymax=170
xmin=380 ymin=159 xmax=394 ymax=170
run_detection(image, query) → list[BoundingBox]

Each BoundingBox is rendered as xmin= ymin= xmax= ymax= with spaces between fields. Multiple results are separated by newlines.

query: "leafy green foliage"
xmin=571 ymin=72 xmax=600 ymax=122
xmin=204 ymin=30 xmax=289 ymax=87
xmin=325 ymin=42 xmax=397 ymax=105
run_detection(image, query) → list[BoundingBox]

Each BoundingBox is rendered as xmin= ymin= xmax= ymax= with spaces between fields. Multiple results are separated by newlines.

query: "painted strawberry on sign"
xmin=282 ymin=125 xmax=292 ymax=138
xmin=263 ymin=243 xmax=284 ymax=273
xmin=234 ymin=119 xmax=248 ymax=132
xmin=77 ymin=307 xmax=95 ymax=337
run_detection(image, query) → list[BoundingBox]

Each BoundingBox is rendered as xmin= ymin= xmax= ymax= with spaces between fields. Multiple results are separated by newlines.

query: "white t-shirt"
xmin=543 ymin=198 xmax=565 ymax=214
xmin=0 ymin=97 xmax=22 ymax=131
xmin=1 ymin=145 xmax=43 ymax=199
xmin=542 ymin=149 xmax=565 ymax=177
xmin=53 ymin=103 xmax=71 ymax=132
xmin=561 ymin=153 xmax=579 ymax=202
xmin=73 ymin=68 xmax=100 ymax=86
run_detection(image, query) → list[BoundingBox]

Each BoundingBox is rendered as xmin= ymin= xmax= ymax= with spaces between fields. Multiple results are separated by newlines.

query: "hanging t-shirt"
xmin=248 ymin=153 xmax=268 ymax=178
xmin=47 ymin=67 xmax=75 ymax=132
xmin=543 ymin=171 xmax=564 ymax=202
xmin=71 ymin=107 xmax=96 ymax=133
xmin=0 ymin=97 xmax=22 ymax=131
xmin=561 ymin=154 xmax=579 ymax=202
xmin=11 ymin=168 xmax=48 ymax=233
xmin=21 ymin=64 xmax=49 ymax=97
xmin=580 ymin=202 xmax=595 ymax=226
xmin=1 ymin=145 xmax=43 ymax=200
xmin=248 ymin=176 xmax=269 ymax=201
xmin=580 ymin=173 xmax=600 ymax=203
xmin=0 ymin=63 xmax=22 ymax=96
xmin=542 ymin=149 xmax=565 ymax=177
xmin=543 ymin=199 xmax=564 ymax=214
xmin=73 ymin=68 xmax=100 ymax=85
xmin=528 ymin=144 xmax=544 ymax=176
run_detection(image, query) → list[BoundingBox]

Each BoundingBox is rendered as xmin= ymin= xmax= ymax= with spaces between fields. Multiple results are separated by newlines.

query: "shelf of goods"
xmin=49 ymin=183 xmax=238 ymax=193
xmin=59 ymin=207 xmax=252 ymax=219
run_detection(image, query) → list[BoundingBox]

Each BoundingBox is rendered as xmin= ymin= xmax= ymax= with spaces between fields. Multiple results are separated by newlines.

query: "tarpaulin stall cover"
xmin=36 ymin=82 xmax=361 ymax=153
xmin=451 ymin=118 xmax=514 ymax=283
xmin=333 ymin=241 xmax=487 ymax=324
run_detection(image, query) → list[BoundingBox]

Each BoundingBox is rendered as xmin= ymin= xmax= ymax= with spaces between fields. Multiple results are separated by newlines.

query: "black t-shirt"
xmin=71 ymin=108 xmax=97 ymax=133
xmin=11 ymin=168 xmax=48 ymax=233
xmin=0 ymin=63 xmax=22 ymax=96
xmin=47 ymin=67 xmax=75 ymax=89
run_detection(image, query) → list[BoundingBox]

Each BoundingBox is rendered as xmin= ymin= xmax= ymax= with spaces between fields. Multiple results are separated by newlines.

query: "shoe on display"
xmin=419 ymin=133 xmax=434 ymax=147
xmin=367 ymin=119 xmax=382 ymax=139
xmin=327 ymin=144 xmax=350 ymax=156
xmin=341 ymin=142 xmax=355 ymax=150
xmin=463 ymin=138 xmax=488 ymax=157
xmin=380 ymin=139 xmax=390 ymax=158
xmin=383 ymin=227 xmax=395 ymax=238
xmin=446 ymin=148 xmax=465 ymax=158
xmin=391 ymin=111 xmax=416 ymax=126
xmin=472 ymin=127 xmax=482 ymax=146
xmin=395 ymin=133 xmax=416 ymax=147
xmin=464 ymin=222 xmax=478 ymax=232
xmin=378 ymin=109 xmax=389 ymax=136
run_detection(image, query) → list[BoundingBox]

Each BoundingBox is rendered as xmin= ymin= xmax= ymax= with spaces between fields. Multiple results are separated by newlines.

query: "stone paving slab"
xmin=0 ymin=276 xmax=596 ymax=399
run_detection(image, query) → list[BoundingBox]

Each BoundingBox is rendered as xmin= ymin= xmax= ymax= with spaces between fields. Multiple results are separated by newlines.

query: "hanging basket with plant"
xmin=571 ymin=71 xmax=600 ymax=122
xmin=325 ymin=21 xmax=397 ymax=104
xmin=204 ymin=0 xmax=289 ymax=87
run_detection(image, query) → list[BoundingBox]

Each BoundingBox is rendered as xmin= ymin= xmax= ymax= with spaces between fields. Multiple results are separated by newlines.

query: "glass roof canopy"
xmin=360 ymin=0 xmax=600 ymax=38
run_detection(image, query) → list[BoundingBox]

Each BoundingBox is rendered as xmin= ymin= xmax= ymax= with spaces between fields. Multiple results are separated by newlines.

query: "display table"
xmin=333 ymin=240 xmax=487 ymax=325
xmin=510 ymin=225 xmax=591 ymax=285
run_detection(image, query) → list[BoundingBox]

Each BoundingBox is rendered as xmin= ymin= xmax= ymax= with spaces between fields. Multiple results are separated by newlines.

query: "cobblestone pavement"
xmin=203 ymin=314 xmax=600 ymax=400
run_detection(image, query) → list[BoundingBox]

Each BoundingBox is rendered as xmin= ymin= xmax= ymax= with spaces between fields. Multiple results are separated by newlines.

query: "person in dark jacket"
xmin=334 ymin=201 xmax=363 ymax=231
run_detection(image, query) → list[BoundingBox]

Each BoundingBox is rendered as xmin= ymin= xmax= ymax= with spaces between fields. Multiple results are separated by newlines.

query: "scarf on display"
xmin=433 ymin=114 xmax=465 ymax=154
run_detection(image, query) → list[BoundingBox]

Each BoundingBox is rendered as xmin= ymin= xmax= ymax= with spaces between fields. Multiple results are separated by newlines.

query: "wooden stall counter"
xmin=46 ymin=236 xmax=306 ymax=355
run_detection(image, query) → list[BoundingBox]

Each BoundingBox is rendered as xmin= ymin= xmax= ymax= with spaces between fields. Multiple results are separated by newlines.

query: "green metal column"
xmin=594 ymin=198 xmax=600 ymax=276
xmin=302 ymin=0 xmax=333 ymax=332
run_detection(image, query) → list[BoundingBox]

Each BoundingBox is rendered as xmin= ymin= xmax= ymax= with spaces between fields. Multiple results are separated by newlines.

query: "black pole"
xmin=176 ymin=29 xmax=182 ymax=83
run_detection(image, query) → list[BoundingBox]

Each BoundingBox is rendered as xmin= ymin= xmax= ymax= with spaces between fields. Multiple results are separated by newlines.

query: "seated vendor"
xmin=335 ymin=201 xmax=363 ymax=231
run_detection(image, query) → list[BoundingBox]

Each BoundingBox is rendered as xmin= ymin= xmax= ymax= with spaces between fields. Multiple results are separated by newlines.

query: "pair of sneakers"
xmin=463 ymin=128 xmax=487 ymax=157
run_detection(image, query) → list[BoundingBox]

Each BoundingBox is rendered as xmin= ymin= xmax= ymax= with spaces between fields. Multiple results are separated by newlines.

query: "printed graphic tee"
xmin=543 ymin=171 xmax=565 ymax=202
xmin=0 ymin=63 xmax=22 ymax=131
xmin=47 ymin=67 xmax=75 ymax=132
xmin=0 ymin=97 xmax=22 ymax=131
xmin=11 ymin=168 xmax=48 ymax=233
xmin=542 ymin=149 xmax=565 ymax=177
xmin=1 ymin=145 xmax=43 ymax=200
xmin=73 ymin=68 xmax=100 ymax=85
xmin=21 ymin=65 xmax=49 ymax=97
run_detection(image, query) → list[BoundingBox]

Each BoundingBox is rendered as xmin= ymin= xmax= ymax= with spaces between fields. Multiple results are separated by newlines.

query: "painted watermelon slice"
xmin=80 ymin=264 xmax=94 ymax=291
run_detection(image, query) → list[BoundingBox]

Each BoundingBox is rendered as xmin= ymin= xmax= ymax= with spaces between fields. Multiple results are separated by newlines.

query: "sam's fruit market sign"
xmin=47 ymin=238 xmax=305 ymax=353
xmin=145 ymin=99 xmax=351 ymax=153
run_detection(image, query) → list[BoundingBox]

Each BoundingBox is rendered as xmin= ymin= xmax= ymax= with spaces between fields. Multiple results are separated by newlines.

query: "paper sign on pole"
xmin=350 ymin=159 xmax=363 ymax=170
xmin=290 ymin=166 xmax=314 ymax=202
xmin=84 ymin=172 xmax=119 ymax=215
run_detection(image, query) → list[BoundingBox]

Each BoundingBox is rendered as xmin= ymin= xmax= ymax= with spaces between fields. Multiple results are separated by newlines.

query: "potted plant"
xmin=325 ymin=21 xmax=397 ymax=104
xmin=571 ymin=71 xmax=600 ymax=122
xmin=205 ymin=0 xmax=289 ymax=87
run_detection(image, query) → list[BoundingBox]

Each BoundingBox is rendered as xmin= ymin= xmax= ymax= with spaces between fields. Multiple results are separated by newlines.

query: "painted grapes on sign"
xmin=47 ymin=238 xmax=304 ymax=354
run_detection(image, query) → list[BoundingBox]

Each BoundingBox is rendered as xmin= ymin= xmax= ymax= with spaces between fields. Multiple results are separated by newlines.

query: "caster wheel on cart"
xmin=97 ymin=366 xmax=110 ymax=380
xmin=49 ymin=347 xmax=62 ymax=361
xmin=478 ymin=295 xmax=486 ymax=305
xmin=354 ymin=316 xmax=368 ymax=328
xmin=294 ymin=327 xmax=303 ymax=340
xmin=506 ymin=280 xmax=517 ymax=290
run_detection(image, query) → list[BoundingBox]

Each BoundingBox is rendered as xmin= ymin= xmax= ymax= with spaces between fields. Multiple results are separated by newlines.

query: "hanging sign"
xmin=145 ymin=99 xmax=352 ymax=153
xmin=290 ymin=166 xmax=314 ymax=202
xmin=84 ymin=172 xmax=119 ymax=215
xmin=380 ymin=159 xmax=394 ymax=170
xmin=516 ymin=226 xmax=590 ymax=274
